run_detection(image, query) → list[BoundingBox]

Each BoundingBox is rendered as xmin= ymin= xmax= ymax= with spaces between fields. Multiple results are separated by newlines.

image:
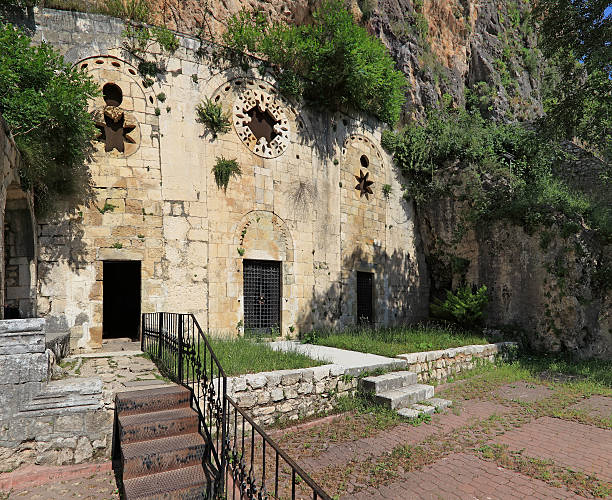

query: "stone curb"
xmin=396 ymin=342 xmax=518 ymax=364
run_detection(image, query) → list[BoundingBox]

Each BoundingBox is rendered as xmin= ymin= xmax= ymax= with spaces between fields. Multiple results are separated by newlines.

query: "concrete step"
xmin=119 ymin=407 xmax=199 ymax=444
xmin=121 ymin=432 xmax=207 ymax=479
xmin=116 ymin=385 xmax=191 ymax=416
xmin=123 ymin=464 xmax=209 ymax=499
xmin=374 ymin=384 xmax=434 ymax=410
xmin=359 ymin=371 xmax=418 ymax=394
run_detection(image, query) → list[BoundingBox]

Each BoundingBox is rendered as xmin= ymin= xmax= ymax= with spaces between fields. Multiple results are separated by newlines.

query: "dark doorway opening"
xmin=243 ymin=259 xmax=281 ymax=335
xmin=357 ymin=271 xmax=374 ymax=324
xmin=103 ymin=261 xmax=141 ymax=340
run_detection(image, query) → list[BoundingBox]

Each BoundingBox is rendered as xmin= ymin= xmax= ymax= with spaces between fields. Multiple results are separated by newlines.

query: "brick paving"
xmin=292 ymin=401 xmax=509 ymax=473
xmin=569 ymin=395 xmax=612 ymax=420
xmin=494 ymin=381 xmax=558 ymax=403
xmin=494 ymin=416 xmax=612 ymax=482
xmin=344 ymin=453 xmax=586 ymax=500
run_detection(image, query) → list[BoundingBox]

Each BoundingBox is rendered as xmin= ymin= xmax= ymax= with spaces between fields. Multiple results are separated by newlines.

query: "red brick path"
xmin=343 ymin=453 xmax=586 ymax=500
xmin=494 ymin=416 xmax=612 ymax=482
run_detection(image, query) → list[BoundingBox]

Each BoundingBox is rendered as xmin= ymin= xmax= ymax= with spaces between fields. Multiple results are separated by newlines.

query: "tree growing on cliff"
xmin=0 ymin=23 xmax=99 ymax=215
xmin=535 ymin=0 xmax=611 ymax=160
xmin=222 ymin=0 xmax=406 ymax=125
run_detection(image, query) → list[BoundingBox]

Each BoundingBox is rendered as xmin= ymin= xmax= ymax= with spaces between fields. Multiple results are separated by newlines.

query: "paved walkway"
xmin=269 ymin=341 xmax=406 ymax=374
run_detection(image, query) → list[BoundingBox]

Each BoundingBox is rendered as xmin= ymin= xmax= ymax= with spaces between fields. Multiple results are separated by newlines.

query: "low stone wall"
xmin=397 ymin=342 xmax=519 ymax=383
xmin=0 ymin=319 xmax=111 ymax=471
xmin=227 ymin=365 xmax=358 ymax=426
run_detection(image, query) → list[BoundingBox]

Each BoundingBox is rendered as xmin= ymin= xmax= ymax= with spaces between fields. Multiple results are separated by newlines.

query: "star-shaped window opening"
xmin=355 ymin=169 xmax=374 ymax=199
xmin=94 ymin=83 xmax=136 ymax=153
xmin=246 ymin=106 xmax=280 ymax=144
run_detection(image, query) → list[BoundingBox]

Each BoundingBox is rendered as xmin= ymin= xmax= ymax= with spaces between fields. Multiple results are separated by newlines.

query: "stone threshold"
xmin=0 ymin=461 xmax=111 ymax=492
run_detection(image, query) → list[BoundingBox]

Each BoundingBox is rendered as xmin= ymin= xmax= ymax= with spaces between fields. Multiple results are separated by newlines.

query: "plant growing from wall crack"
xmin=212 ymin=156 xmax=241 ymax=192
xmin=195 ymin=97 xmax=231 ymax=139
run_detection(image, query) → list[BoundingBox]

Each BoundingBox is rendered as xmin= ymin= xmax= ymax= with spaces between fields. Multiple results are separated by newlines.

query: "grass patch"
xmin=302 ymin=324 xmax=489 ymax=357
xmin=207 ymin=337 xmax=323 ymax=376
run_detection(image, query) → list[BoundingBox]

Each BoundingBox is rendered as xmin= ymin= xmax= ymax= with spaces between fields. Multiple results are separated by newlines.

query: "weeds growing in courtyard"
xmin=206 ymin=337 xmax=323 ymax=376
xmin=301 ymin=323 xmax=489 ymax=357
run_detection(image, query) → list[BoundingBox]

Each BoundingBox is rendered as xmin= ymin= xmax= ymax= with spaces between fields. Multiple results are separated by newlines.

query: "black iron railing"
xmin=141 ymin=312 xmax=227 ymax=496
xmin=141 ymin=312 xmax=330 ymax=500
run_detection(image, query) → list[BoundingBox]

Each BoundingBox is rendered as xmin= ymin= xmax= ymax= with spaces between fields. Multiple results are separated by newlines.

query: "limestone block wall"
xmin=27 ymin=8 xmax=430 ymax=350
xmin=227 ymin=365 xmax=358 ymax=427
xmin=397 ymin=342 xmax=519 ymax=383
xmin=0 ymin=318 xmax=111 ymax=471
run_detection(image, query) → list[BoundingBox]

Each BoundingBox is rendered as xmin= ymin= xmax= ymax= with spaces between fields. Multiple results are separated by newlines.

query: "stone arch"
xmin=75 ymin=55 xmax=157 ymax=157
xmin=233 ymin=210 xmax=295 ymax=262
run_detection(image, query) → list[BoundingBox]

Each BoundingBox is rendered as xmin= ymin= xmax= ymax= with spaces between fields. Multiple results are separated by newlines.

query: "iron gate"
xmin=243 ymin=259 xmax=281 ymax=334
xmin=357 ymin=271 xmax=373 ymax=324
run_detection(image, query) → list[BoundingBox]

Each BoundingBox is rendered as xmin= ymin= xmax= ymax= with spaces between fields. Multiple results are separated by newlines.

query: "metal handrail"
xmin=141 ymin=312 xmax=331 ymax=500
xmin=225 ymin=395 xmax=331 ymax=500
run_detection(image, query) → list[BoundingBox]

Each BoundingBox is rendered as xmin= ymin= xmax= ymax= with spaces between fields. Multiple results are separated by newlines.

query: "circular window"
xmin=360 ymin=154 xmax=370 ymax=168
xmin=103 ymin=83 xmax=123 ymax=107
xmin=231 ymin=82 xmax=291 ymax=158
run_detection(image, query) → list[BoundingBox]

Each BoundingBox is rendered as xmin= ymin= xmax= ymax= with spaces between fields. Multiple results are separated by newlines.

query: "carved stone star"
xmin=354 ymin=169 xmax=374 ymax=199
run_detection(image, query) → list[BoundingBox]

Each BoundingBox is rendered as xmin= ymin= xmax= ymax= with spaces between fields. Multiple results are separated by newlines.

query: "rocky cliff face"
xmin=153 ymin=0 xmax=543 ymax=121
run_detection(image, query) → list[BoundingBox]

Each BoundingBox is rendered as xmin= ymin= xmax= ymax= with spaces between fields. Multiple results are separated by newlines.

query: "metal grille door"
xmin=357 ymin=271 xmax=374 ymax=324
xmin=243 ymin=260 xmax=281 ymax=334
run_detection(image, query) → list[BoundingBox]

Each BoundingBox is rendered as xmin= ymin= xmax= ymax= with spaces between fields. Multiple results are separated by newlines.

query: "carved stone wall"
xmin=27 ymin=8 xmax=429 ymax=349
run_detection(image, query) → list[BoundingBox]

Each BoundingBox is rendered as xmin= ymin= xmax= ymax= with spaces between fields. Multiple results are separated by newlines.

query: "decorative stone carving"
xmin=92 ymin=83 xmax=140 ymax=156
xmin=354 ymin=169 xmax=374 ymax=199
xmin=231 ymin=81 xmax=291 ymax=158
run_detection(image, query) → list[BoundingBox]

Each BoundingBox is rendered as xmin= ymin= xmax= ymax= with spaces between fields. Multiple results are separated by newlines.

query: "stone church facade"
xmin=26 ymin=9 xmax=429 ymax=350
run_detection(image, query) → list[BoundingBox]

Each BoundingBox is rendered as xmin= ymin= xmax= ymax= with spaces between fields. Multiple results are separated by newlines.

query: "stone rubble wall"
xmin=0 ymin=319 xmax=111 ymax=472
xmin=227 ymin=364 xmax=358 ymax=426
xmin=397 ymin=342 xmax=519 ymax=383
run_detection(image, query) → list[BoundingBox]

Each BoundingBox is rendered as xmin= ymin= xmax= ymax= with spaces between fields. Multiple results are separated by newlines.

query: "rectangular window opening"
xmin=357 ymin=271 xmax=374 ymax=325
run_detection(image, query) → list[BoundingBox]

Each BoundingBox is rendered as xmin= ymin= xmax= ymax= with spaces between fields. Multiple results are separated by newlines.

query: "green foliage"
xmin=384 ymin=106 xmax=611 ymax=239
xmin=105 ymin=0 xmax=150 ymax=22
xmin=222 ymin=1 xmax=406 ymax=124
xmin=212 ymin=156 xmax=241 ymax=192
xmin=195 ymin=97 xmax=231 ymax=138
xmin=206 ymin=337 xmax=323 ymax=376
xmin=430 ymin=285 xmax=488 ymax=327
xmin=0 ymin=24 xmax=99 ymax=215
xmin=98 ymin=202 xmax=116 ymax=214
xmin=382 ymin=183 xmax=392 ymax=198
xmin=465 ymin=82 xmax=496 ymax=118
xmin=237 ymin=247 xmax=245 ymax=256
xmin=123 ymin=24 xmax=179 ymax=56
xmin=301 ymin=324 xmax=489 ymax=357
xmin=534 ymin=1 xmax=612 ymax=160
xmin=156 ymin=92 xmax=166 ymax=102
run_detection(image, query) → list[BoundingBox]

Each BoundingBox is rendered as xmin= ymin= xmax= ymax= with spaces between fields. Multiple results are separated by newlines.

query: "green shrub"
xmin=105 ymin=0 xmax=150 ymax=23
xmin=0 ymin=24 xmax=99 ymax=215
xmin=195 ymin=97 xmax=231 ymax=139
xmin=430 ymin=285 xmax=489 ymax=327
xmin=212 ymin=156 xmax=241 ymax=192
xmin=222 ymin=0 xmax=406 ymax=124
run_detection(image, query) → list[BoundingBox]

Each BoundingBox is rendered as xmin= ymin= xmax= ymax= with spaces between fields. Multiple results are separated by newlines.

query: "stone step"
xmin=123 ymin=464 xmax=209 ymax=499
xmin=116 ymin=385 xmax=191 ymax=416
xmin=121 ymin=432 xmax=207 ymax=479
xmin=427 ymin=398 xmax=452 ymax=411
xmin=119 ymin=407 xmax=199 ymax=444
xmin=397 ymin=397 xmax=453 ymax=420
xmin=374 ymin=384 xmax=435 ymax=410
xmin=359 ymin=371 xmax=418 ymax=394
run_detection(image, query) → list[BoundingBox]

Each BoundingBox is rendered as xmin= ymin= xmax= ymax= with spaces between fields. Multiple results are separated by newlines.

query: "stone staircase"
xmin=359 ymin=371 xmax=452 ymax=418
xmin=115 ymin=385 xmax=211 ymax=499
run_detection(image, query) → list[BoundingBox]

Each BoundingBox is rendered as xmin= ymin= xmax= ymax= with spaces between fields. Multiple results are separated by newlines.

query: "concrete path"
xmin=269 ymin=341 xmax=406 ymax=375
